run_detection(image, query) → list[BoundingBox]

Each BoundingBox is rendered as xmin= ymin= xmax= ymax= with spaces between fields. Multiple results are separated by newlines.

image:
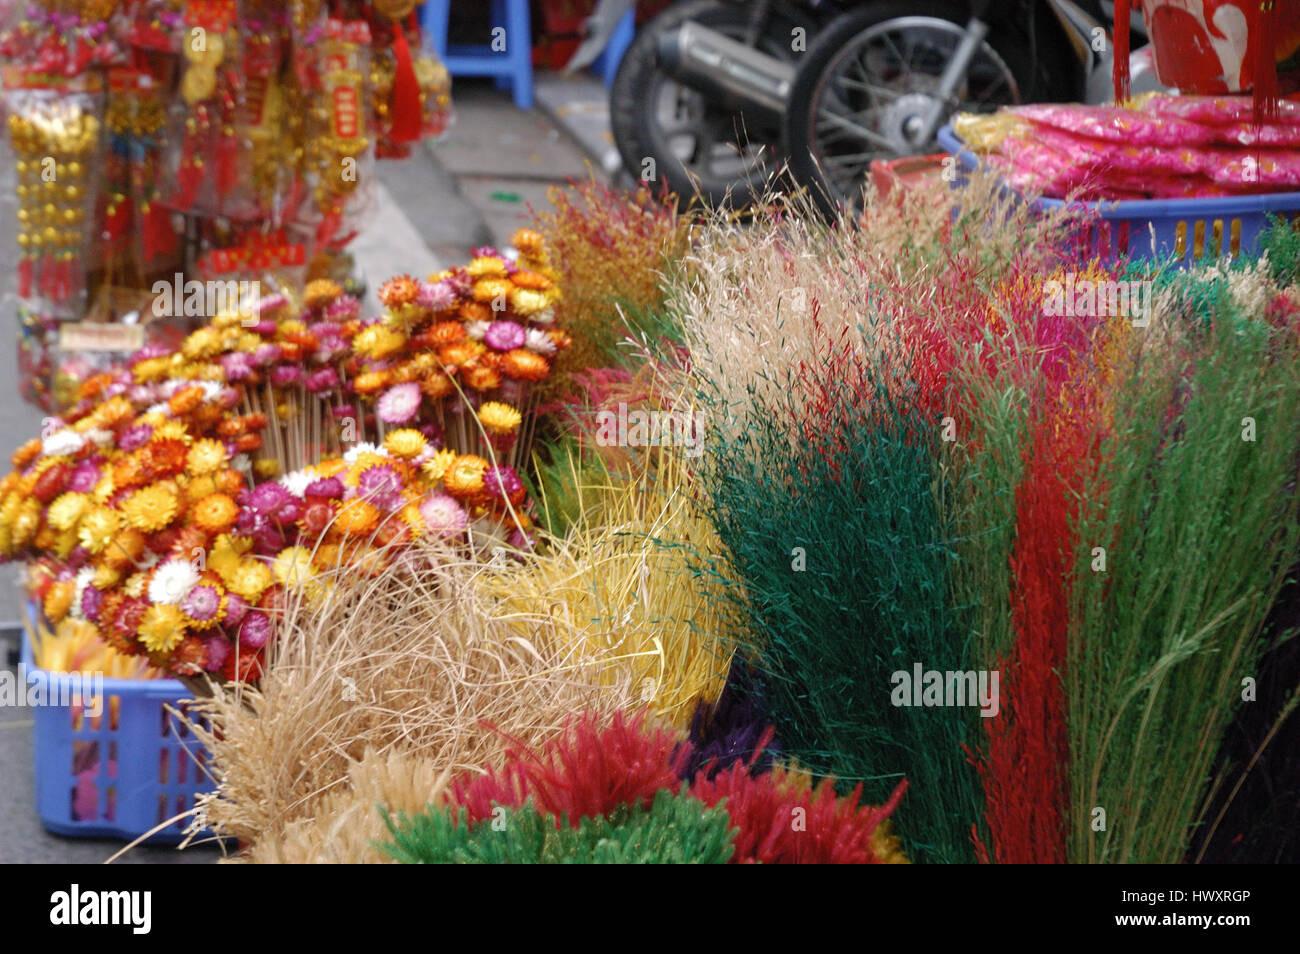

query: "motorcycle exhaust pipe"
xmin=655 ymin=21 xmax=795 ymax=123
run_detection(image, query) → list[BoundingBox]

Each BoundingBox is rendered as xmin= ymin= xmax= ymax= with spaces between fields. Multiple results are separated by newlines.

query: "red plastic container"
xmin=870 ymin=154 xmax=949 ymax=204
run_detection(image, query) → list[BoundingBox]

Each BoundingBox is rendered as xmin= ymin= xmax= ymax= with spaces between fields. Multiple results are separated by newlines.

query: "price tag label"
xmin=59 ymin=322 xmax=146 ymax=352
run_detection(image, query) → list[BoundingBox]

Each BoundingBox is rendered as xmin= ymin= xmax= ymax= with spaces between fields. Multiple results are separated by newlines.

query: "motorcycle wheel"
xmin=610 ymin=0 xmax=818 ymax=209
xmin=783 ymin=0 xmax=1060 ymax=217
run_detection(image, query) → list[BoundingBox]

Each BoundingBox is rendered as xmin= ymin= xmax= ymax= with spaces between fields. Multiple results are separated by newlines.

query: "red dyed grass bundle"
xmin=976 ymin=402 xmax=1097 ymax=863
xmin=690 ymin=758 xmax=909 ymax=864
xmin=445 ymin=711 xmax=909 ymax=863
xmin=449 ymin=711 xmax=683 ymax=827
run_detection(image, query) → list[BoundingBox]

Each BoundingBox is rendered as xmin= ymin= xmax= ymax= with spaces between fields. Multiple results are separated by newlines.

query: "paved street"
xmin=0 ymin=77 xmax=611 ymax=863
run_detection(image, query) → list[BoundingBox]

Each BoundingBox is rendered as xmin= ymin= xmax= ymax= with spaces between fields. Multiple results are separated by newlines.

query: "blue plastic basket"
xmin=937 ymin=124 xmax=1300 ymax=266
xmin=21 ymin=603 xmax=218 ymax=844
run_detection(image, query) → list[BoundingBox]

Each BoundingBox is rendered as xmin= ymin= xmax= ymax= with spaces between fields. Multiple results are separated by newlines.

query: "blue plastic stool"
xmin=421 ymin=0 xmax=534 ymax=110
xmin=592 ymin=8 xmax=635 ymax=87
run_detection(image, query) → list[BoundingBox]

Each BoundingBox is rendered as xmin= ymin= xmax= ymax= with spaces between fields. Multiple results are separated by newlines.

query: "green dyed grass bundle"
xmin=378 ymin=791 xmax=735 ymax=864
xmin=697 ymin=347 xmax=985 ymax=864
xmin=1068 ymin=275 xmax=1300 ymax=863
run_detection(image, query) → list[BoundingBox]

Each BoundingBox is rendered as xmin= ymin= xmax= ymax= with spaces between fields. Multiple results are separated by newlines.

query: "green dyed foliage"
xmin=525 ymin=436 xmax=612 ymax=538
xmin=1259 ymin=217 xmax=1300 ymax=287
xmin=377 ymin=790 xmax=735 ymax=864
xmin=1067 ymin=292 xmax=1300 ymax=863
xmin=696 ymin=361 xmax=984 ymax=864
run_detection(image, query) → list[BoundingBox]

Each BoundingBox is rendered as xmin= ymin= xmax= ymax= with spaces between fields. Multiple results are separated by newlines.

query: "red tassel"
xmin=1254 ymin=1 xmax=1280 ymax=124
xmin=1113 ymin=0 xmax=1132 ymax=103
xmin=19 ymin=257 xmax=32 ymax=298
xmin=143 ymin=203 xmax=176 ymax=263
xmin=389 ymin=24 xmax=422 ymax=144
xmin=315 ymin=209 xmax=343 ymax=249
xmin=214 ymin=131 xmax=237 ymax=205
xmin=174 ymin=158 xmax=203 ymax=209
xmin=104 ymin=196 xmax=131 ymax=240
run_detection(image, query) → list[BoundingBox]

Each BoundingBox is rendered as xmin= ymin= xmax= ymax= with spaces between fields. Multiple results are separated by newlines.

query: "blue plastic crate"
xmin=20 ymin=603 xmax=219 ymax=845
xmin=937 ymin=124 xmax=1300 ymax=266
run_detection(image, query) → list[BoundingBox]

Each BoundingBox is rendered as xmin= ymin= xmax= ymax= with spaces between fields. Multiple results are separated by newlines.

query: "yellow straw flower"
xmin=421 ymin=448 xmax=456 ymax=483
xmin=121 ymin=572 xmax=148 ymax=598
xmin=132 ymin=357 xmax=172 ymax=382
xmin=272 ymin=546 xmax=315 ymax=588
xmin=43 ymin=580 xmax=74 ymax=623
xmin=478 ymin=401 xmax=522 ymax=435
xmin=228 ymin=560 xmax=274 ymax=603
xmin=47 ymin=493 xmax=89 ymax=532
xmin=383 ymin=429 xmax=428 ymax=459
xmin=186 ymin=438 xmax=228 ymax=476
xmin=121 ymin=484 xmax=179 ymax=532
xmin=153 ymin=420 xmax=192 ymax=443
xmin=181 ymin=327 xmax=223 ymax=360
xmin=472 ymin=278 xmax=513 ymax=304
xmin=303 ymin=279 xmax=343 ymax=309
xmin=77 ymin=506 xmax=120 ymax=554
xmin=139 ymin=604 xmax=186 ymax=655
xmin=508 ymin=287 xmax=550 ymax=316
xmin=353 ymin=324 xmax=407 ymax=360
xmin=13 ymin=498 xmax=41 ymax=548
xmin=92 ymin=564 xmax=123 ymax=590
xmin=210 ymin=534 xmax=253 ymax=585
xmin=54 ymin=528 xmax=79 ymax=559
xmin=465 ymin=255 xmax=508 ymax=279
xmin=92 ymin=473 xmax=115 ymax=504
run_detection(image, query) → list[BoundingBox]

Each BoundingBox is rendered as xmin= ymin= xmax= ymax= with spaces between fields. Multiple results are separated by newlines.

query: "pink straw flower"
xmin=377 ymin=382 xmax=422 ymax=425
xmin=418 ymin=492 xmax=468 ymax=536
xmin=485 ymin=320 xmax=526 ymax=351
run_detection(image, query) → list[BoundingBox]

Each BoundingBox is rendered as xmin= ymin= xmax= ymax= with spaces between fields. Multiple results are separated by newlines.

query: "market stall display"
xmin=5 ymin=5 xmax=1300 ymax=869
xmin=0 ymin=0 xmax=452 ymax=411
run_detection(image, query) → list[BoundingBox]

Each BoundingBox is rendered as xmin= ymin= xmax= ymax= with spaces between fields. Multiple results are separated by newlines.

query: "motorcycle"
xmin=607 ymin=0 xmax=843 ymax=207
xmin=783 ymin=0 xmax=1161 ymax=214
xmin=605 ymin=0 xmax=1160 ymax=211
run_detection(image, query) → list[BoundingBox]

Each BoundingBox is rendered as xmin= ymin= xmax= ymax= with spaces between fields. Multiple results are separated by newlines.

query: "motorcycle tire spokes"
xmin=808 ymin=18 xmax=1019 ymax=207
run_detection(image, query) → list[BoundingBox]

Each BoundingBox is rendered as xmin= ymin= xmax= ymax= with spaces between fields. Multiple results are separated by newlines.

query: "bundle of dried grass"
xmin=667 ymin=174 xmax=1071 ymax=446
xmin=530 ymin=179 xmax=693 ymax=387
xmin=184 ymin=541 xmax=637 ymax=862
xmin=483 ymin=444 xmax=734 ymax=728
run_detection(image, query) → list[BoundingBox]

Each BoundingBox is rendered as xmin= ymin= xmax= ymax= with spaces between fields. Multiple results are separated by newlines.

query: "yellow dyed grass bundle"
xmin=184 ymin=541 xmax=638 ymax=862
xmin=485 ymin=443 xmax=735 ymax=728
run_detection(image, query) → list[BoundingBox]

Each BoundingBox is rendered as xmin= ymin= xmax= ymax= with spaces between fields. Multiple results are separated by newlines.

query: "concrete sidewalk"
xmin=0 ymin=77 xmax=602 ymax=863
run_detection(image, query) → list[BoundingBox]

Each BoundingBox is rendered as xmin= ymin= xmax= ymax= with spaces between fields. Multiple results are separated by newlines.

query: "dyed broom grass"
xmin=663 ymin=180 xmax=1081 ymax=864
xmin=694 ymin=336 xmax=983 ymax=863
xmin=379 ymin=790 xmax=737 ymax=864
xmin=182 ymin=542 xmax=638 ymax=862
xmin=439 ymin=710 xmax=910 ymax=863
xmin=1189 ymin=223 xmax=1300 ymax=864
xmin=481 ymin=441 xmax=734 ymax=728
xmin=530 ymin=178 xmax=692 ymax=392
xmin=1067 ymin=279 xmax=1300 ymax=863
xmin=923 ymin=254 xmax=1124 ymax=864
